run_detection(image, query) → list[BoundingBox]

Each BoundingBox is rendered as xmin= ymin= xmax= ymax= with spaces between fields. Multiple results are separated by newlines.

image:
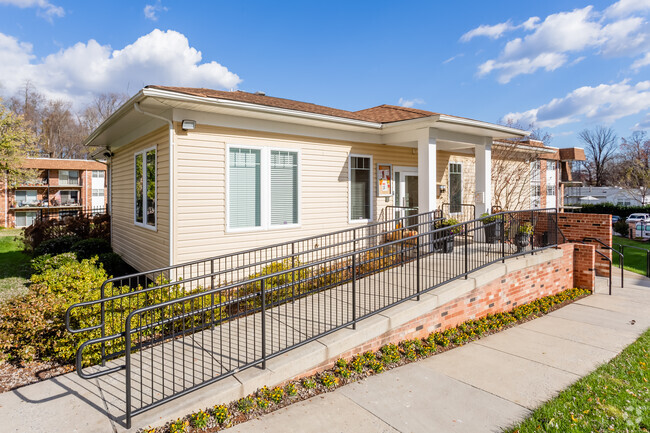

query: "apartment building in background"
xmin=0 ymin=157 xmax=107 ymax=228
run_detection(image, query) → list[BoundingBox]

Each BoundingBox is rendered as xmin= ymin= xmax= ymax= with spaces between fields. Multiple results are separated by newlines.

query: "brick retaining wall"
xmin=297 ymin=243 xmax=594 ymax=378
xmin=558 ymin=212 xmax=612 ymax=277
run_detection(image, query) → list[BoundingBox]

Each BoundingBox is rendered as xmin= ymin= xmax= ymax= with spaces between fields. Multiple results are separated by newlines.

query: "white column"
xmin=475 ymin=138 xmax=492 ymax=215
xmin=418 ymin=129 xmax=437 ymax=213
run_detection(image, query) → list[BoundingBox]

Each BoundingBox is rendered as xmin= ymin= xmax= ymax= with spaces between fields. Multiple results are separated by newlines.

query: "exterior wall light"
xmin=181 ymin=120 xmax=196 ymax=131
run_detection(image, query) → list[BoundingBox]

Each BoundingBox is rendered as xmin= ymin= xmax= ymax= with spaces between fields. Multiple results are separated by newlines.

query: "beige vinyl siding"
xmin=174 ymin=124 xmax=418 ymax=264
xmin=436 ymin=151 xmax=476 ymax=209
xmin=111 ymin=127 xmax=170 ymax=272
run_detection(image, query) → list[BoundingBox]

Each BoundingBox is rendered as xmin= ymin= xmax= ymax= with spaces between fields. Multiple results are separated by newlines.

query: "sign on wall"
xmin=377 ymin=163 xmax=393 ymax=197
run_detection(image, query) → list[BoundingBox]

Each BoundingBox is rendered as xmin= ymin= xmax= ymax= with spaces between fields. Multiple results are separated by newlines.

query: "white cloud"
xmin=471 ymin=5 xmax=650 ymax=82
xmin=0 ymin=0 xmax=64 ymax=19
xmin=0 ymin=29 xmax=241 ymax=105
xmin=144 ymin=1 xmax=167 ymax=21
xmin=398 ymin=98 xmax=424 ymax=108
xmin=502 ymin=80 xmax=650 ymax=128
xmin=442 ymin=53 xmax=463 ymax=64
xmin=632 ymin=52 xmax=650 ymax=70
xmin=633 ymin=113 xmax=650 ymax=130
xmin=460 ymin=21 xmax=515 ymax=42
xmin=605 ymin=0 xmax=650 ymax=18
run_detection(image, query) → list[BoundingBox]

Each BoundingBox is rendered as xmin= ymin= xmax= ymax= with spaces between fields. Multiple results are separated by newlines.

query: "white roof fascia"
xmin=438 ymin=114 xmax=529 ymax=137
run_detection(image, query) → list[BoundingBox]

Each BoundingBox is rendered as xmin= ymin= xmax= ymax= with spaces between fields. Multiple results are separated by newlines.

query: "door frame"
xmin=394 ymin=166 xmax=418 ymax=208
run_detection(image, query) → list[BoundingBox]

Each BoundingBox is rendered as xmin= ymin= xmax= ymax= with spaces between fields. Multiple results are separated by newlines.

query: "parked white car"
xmin=625 ymin=213 xmax=650 ymax=223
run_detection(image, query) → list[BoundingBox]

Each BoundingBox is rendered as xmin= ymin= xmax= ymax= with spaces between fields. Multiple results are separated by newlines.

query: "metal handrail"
xmin=583 ymin=237 xmax=623 ymax=289
xmin=67 ymin=207 xmax=562 ymax=428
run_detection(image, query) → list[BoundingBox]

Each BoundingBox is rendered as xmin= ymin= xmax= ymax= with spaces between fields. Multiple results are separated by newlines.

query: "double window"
xmin=59 ymin=170 xmax=79 ymax=186
xmin=228 ymin=146 xmax=299 ymax=231
xmin=349 ymin=155 xmax=372 ymax=222
xmin=60 ymin=190 xmax=78 ymax=205
xmin=15 ymin=190 xmax=37 ymax=206
xmin=15 ymin=211 xmax=37 ymax=227
xmin=134 ymin=147 xmax=157 ymax=229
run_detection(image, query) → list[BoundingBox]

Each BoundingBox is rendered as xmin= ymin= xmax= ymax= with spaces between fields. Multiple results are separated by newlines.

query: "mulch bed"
xmin=0 ymin=361 xmax=73 ymax=393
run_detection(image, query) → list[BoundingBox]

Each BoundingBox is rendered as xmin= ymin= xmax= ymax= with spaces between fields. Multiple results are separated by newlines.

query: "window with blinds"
xmin=229 ymin=148 xmax=261 ymax=229
xmin=350 ymin=156 xmax=371 ymax=221
xmin=271 ymin=150 xmax=298 ymax=225
xmin=15 ymin=190 xmax=37 ymax=205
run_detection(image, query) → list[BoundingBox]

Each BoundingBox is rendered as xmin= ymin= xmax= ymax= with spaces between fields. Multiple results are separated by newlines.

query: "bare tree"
xmin=490 ymin=120 xmax=549 ymax=211
xmin=491 ymin=141 xmax=545 ymax=211
xmin=578 ymin=126 xmax=618 ymax=186
xmin=81 ymin=92 xmax=129 ymax=131
xmin=616 ymin=131 xmax=650 ymax=204
xmin=5 ymin=85 xmax=128 ymax=159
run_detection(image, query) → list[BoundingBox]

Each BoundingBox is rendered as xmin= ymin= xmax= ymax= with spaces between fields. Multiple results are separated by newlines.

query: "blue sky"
xmin=1 ymin=0 xmax=649 ymax=148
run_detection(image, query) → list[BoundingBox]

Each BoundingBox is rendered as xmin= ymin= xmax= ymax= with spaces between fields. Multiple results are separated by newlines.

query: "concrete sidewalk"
xmin=228 ymin=272 xmax=650 ymax=433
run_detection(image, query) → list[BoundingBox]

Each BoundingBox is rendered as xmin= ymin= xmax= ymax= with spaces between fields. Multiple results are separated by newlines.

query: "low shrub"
xmin=31 ymin=252 xmax=78 ymax=274
xmin=22 ymin=213 xmax=110 ymax=253
xmin=0 ymin=255 xmax=107 ymax=364
xmin=613 ymin=220 xmax=629 ymax=237
xmin=33 ymin=235 xmax=81 ymax=257
xmin=97 ymin=252 xmax=132 ymax=277
xmin=70 ymin=238 xmax=112 ymax=260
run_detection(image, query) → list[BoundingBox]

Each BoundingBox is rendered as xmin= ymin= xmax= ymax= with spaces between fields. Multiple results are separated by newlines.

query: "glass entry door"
xmin=395 ymin=168 xmax=418 ymax=226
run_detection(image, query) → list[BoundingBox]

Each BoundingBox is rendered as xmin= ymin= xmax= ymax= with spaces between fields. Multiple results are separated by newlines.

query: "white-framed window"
xmin=60 ymin=190 xmax=79 ymax=205
xmin=531 ymin=160 xmax=541 ymax=208
xmin=92 ymin=188 xmax=104 ymax=197
xmin=15 ymin=190 xmax=37 ymax=206
xmin=134 ymin=146 xmax=157 ymax=229
xmin=449 ymin=162 xmax=463 ymax=214
xmin=92 ymin=170 xmax=105 ymax=179
xmin=349 ymin=154 xmax=373 ymax=222
xmin=59 ymin=170 xmax=79 ymax=186
xmin=15 ymin=211 xmax=38 ymax=227
xmin=227 ymin=145 xmax=300 ymax=231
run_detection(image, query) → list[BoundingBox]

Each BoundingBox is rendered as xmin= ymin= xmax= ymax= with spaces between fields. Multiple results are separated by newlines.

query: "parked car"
xmin=625 ymin=213 xmax=650 ymax=223
xmin=612 ymin=215 xmax=621 ymax=224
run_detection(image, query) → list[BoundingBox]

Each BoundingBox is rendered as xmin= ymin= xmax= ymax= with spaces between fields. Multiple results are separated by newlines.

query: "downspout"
xmin=133 ymin=102 xmax=175 ymax=267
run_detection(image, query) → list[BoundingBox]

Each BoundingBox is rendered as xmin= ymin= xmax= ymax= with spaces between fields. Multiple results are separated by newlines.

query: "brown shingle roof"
xmin=353 ymin=105 xmax=439 ymax=123
xmin=146 ymin=86 xmax=436 ymax=124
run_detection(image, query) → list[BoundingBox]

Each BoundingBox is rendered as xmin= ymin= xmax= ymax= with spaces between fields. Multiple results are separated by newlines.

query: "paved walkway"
xmin=227 ymin=271 xmax=650 ymax=433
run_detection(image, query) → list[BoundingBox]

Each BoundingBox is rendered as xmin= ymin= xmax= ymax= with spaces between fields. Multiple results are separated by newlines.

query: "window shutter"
xmin=271 ymin=151 xmax=298 ymax=225
xmin=229 ymin=148 xmax=261 ymax=228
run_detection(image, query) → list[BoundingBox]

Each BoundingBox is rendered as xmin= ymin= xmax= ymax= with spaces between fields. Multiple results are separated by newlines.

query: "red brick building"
xmin=0 ymin=157 xmax=108 ymax=228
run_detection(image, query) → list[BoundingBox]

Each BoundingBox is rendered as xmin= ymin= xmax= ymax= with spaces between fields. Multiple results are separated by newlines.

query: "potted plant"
xmin=480 ymin=212 xmax=500 ymax=244
xmin=433 ymin=218 xmax=461 ymax=253
xmin=515 ymin=222 xmax=533 ymax=252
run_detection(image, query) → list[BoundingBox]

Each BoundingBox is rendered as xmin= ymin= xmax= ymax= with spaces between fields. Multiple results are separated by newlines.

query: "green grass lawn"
xmin=506 ymin=329 xmax=650 ymax=432
xmin=0 ymin=228 xmax=30 ymax=301
xmin=612 ymin=236 xmax=650 ymax=276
